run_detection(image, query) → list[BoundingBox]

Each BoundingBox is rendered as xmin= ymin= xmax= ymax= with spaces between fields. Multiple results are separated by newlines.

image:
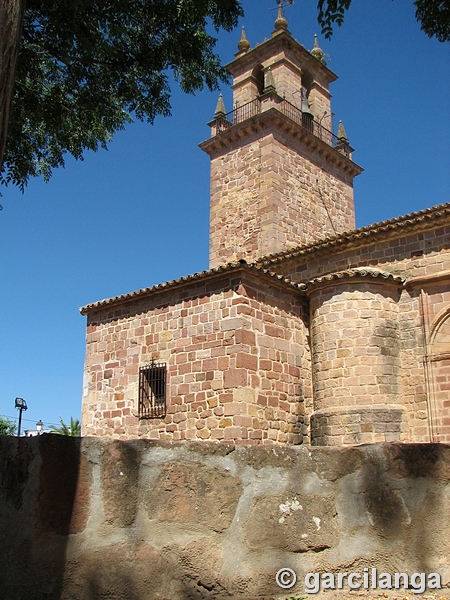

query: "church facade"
xmin=80 ymin=12 xmax=450 ymax=446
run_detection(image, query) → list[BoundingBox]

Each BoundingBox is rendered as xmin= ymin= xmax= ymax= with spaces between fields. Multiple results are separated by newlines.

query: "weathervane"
xmin=269 ymin=0 xmax=294 ymax=10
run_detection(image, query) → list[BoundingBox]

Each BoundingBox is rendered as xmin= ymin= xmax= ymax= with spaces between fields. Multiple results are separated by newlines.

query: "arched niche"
xmin=430 ymin=306 xmax=450 ymax=355
xmin=429 ymin=306 xmax=450 ymax=443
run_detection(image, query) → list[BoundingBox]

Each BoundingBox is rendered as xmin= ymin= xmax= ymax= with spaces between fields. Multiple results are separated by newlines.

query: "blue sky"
xmin=1 ymin=0 xmax=449 ymax=432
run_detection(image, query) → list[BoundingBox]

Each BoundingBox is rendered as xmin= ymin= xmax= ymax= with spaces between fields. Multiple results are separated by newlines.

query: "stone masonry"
xmin=82 ymin=266 xmax=311 ymax=444
xmin=201 ymin=22 xmax=361 ymax=268
xmin=260 ymin=208 xmax=450 ymax=444
xmin=1 ymin=436 xmax=450 ymax=599
xmin=80 ymin=12 xmax=450 ymax=446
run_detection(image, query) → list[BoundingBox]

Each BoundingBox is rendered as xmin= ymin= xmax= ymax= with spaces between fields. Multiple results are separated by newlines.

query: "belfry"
xmin=200 ymin=8 xmax=362 ymax=268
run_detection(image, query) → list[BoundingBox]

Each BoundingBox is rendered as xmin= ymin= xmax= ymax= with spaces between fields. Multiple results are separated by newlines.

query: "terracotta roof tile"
xmin=306 ymin=267 xmax=405 ymax=291
xmin=79 ymin=261 xmax=305 ymax=315
xmin=257 ymin=202 xmax=450 ymax=267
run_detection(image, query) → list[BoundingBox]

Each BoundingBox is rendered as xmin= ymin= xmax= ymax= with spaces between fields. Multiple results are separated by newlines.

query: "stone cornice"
xmin=199 ymin=107 xmax=362 ymax=178
xmin=305 ymin=267 xmax=405 ymax=293
xmin=405 ymin=269 xmax=450 ymax=288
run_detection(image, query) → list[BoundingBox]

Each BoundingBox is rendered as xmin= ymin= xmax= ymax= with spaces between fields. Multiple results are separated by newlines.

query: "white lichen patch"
xmin=278 ymin=498 xmax=303 ymax=523
xmin=313 ymin=516 xmax=321 ymax=530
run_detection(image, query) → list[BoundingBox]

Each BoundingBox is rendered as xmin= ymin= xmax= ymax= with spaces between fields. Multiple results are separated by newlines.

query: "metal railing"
xmin=212 ymin=98 xmax=352 ymax=158
xmin=139 ymin=361 xmax=167 ymax=419
xmin=213 ymin=98 xmax=261 ymax=131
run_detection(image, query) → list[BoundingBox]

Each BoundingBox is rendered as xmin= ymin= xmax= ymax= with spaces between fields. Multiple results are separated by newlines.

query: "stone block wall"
xmin=207 ymin=128 xmax=356 ymax=268
xmin=279 ymin=222 xmax=450 ymax=284
xmin=311 ymin=405 xmax=404 ymax=447
xmin=1 ymin=435 xmax=449 ymax=600
xmin=273 ymin=220 xmax=450 ymax=443
xmin=309 ymin=277 xmax=404 ymax=445
xmin=310 ymin=280 xmax=402 ymax=411
xmin=82 ymin=268 xmax=311 ymax=444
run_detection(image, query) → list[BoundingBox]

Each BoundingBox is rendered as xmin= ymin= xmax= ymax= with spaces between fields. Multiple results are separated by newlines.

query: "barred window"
xmin=139 ymin=362 xmax=167 ymax=418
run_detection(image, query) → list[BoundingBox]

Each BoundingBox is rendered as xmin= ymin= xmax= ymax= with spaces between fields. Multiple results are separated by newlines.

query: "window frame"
xmin=138 ymin=361 xmax=167 ymax=419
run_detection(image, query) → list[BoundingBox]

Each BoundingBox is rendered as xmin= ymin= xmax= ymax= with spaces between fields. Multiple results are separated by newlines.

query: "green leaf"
xmin=2 ymin=0 xmax=244 ymax=191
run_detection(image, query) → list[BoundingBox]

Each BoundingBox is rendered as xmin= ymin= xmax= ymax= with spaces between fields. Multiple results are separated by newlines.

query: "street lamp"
xmin=36 ymin=420 xmax=44 ymax=434
xmin=15 ymin=398 xmax=28 ymax=437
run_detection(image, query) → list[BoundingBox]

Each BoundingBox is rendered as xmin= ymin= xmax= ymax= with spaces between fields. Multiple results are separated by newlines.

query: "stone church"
xmin=80 ymin=10 xmax=450 ymax=446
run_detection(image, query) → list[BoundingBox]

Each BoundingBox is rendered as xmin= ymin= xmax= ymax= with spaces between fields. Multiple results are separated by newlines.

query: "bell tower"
xmin=200 ymin=8 xmax=363 ymax=269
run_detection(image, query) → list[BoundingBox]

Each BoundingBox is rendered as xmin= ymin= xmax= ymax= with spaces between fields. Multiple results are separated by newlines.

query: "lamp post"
xmin=15 ymin=398 xmax=28 ymax=437
xmin=36 ymin=420 xmax=44 ymax=434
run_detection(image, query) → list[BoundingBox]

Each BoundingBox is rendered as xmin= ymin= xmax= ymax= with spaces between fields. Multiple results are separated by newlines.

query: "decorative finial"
xmin=263 ymin=67 xmax=276 ymax=93
xmin=337 ymin=120 xmax=348 ymax=142
xmin=274 ymin=5 xmax=288 ymax=31
xmin=237 ymin=26 xmax=251 ymax=53
xmin=214 ymin=94 xmax=226 ymax=118
xmin=311 ymin=34 xmax=325 ymax=62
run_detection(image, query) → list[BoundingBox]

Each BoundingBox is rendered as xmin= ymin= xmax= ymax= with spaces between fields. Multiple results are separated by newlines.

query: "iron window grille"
xmin=139 ymin=361 xmax=167 ymax=418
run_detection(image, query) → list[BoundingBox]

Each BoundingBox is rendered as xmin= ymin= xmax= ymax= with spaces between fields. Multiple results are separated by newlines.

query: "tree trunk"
xmin=0 ymin=0 xmax=26 ymax=173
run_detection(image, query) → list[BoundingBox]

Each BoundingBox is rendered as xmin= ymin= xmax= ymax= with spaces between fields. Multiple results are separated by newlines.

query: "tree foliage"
xmin=0 ymin=416 xmax=17 ymax=436
xmin=317 ymin=0 xmax=450 ymax=42
xmin=415 ymin=0 xmax=450 ymax=42
xmin=49 ymin=416 xmax=81 ymax=436
xmin=1 ymin=0 xmax=243 ymax=191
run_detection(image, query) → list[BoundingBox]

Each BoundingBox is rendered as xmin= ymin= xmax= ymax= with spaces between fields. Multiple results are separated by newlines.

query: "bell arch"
xmin=252 ymin=64 xmax=265 ymax=97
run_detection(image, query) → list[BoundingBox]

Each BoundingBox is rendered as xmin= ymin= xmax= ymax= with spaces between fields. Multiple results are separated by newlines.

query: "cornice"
xmin=305 ymin=267 xmax=405 ymax=294
xmin=199 ymin=107 xmax=362 ymax=178
xmin=405 ymin=269 xmax=450 ymax=288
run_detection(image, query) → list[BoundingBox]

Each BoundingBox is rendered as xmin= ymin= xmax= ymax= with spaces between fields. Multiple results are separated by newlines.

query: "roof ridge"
xmin=79 ymin=261 xmax=303 ymax=315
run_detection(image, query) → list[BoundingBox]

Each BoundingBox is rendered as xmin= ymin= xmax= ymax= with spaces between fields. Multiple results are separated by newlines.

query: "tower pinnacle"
xmin=273 ymin=5 xmax=288 ymax=33
xmin=237 ymin=26 xmax=251 ymax=54
xmin=311 ymin=34 xmax=325 ymax=63
xmin=337 ymin=120 xmax=349 ymax=142
xmin=214 ymin=94 xmax=226 ymax=118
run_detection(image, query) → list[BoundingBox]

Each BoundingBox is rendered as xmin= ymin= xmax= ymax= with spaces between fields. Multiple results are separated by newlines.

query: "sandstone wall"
xmin=82 ymin=269 xmax=311 ymax=444
xmin=278 ymin=221 xmax=450 ymax=443
xmin=1 ymin=435 xmax=449 ymax=600
xmin=208 ymin=128 xmax=356 ymax=268
xmin=309 ymin=278 xmax=403 ymax=446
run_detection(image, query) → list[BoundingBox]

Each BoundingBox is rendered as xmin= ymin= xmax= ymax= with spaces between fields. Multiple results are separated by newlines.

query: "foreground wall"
xmin=1 ymin=435 xmax=449 ymax=600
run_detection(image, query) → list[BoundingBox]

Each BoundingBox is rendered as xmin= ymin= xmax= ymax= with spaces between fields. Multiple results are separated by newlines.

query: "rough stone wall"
xmin=277 ymin=223 xmax=450 ymax=443
xmin=309 ymin=280 xmax=403 ymax=446
xmin=208 ymin=129 xmax=355 ymax=268
xmin=1 ymin=436 xmax=449 ymax=600
xmin=82 ymin=270 xmax=310 ymax=444
xmin=280 ymin=225 xmax=450 ymax=283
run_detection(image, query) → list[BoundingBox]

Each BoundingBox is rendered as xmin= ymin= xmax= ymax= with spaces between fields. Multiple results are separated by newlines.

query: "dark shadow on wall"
xmin=362 ymin=443 xmax=450 ymax=576
xmin=0 ymin=434 xmax=81 ymax=600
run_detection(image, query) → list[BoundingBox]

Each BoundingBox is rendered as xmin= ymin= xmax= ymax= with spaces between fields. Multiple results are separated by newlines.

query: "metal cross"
xmin=270 ymin=0 xmax=294 ymax=11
